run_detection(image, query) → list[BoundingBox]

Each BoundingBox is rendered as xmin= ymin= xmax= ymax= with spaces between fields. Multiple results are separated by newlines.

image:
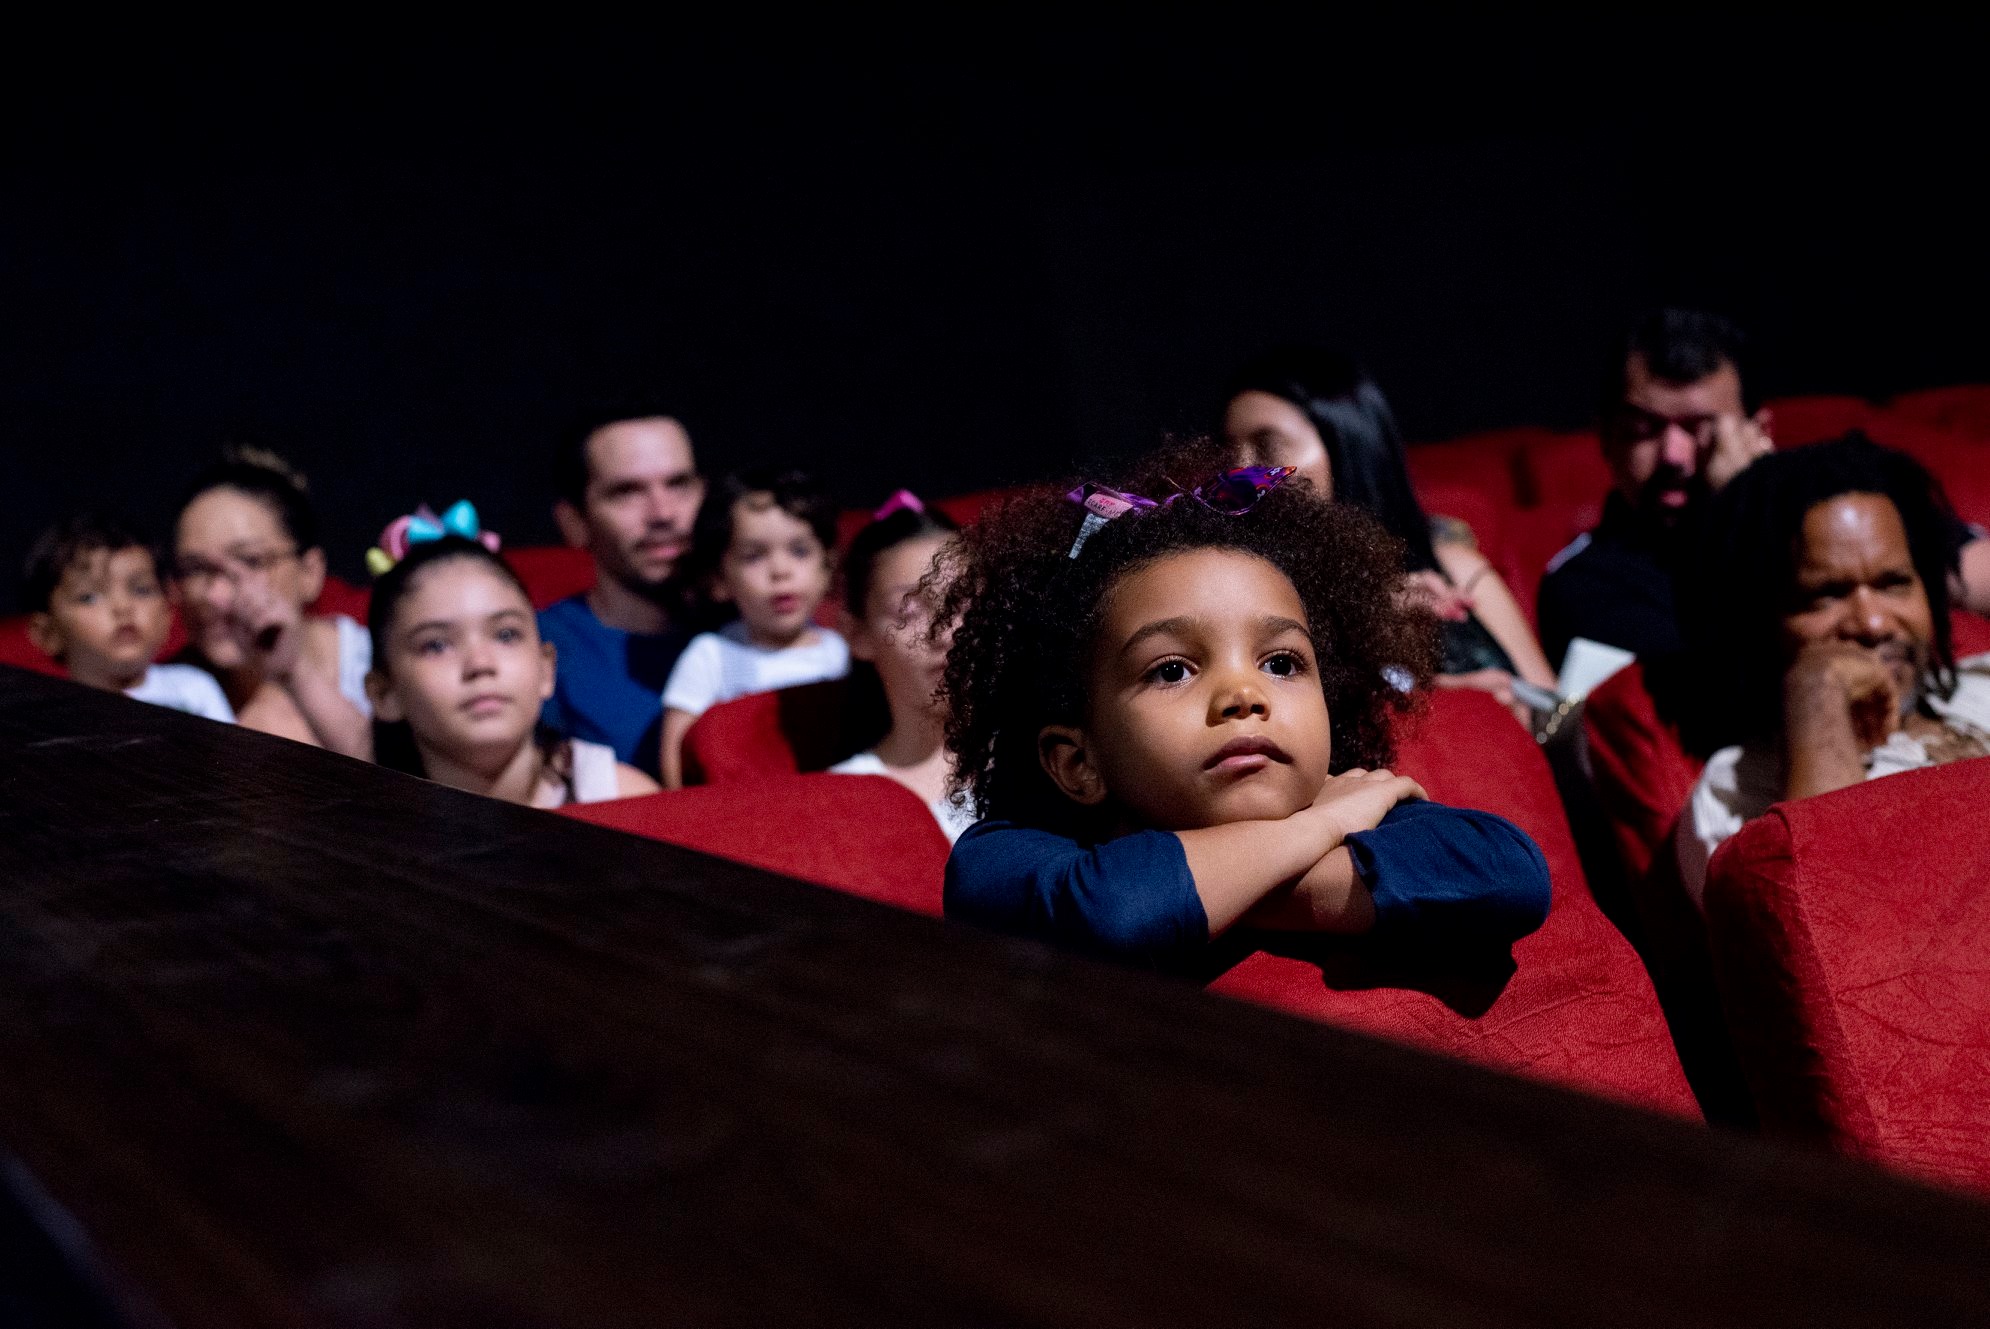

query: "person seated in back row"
xmin=21 ymin=512 xmax=232 ymax=721
xmin=1672 ymin=433 xmax=1989 ymax=904
xmin=172 ymin=448 xmax=373 ymax=756
xmin=937 ymin=438 xmax=1549 ymax=978
xmin=365 ymin=505 xmax=658 ymax=807
xmin=1538 ymin=308 xmax=1990 ymax=673
xmin=659 ymin=469 xmax=849 ymax=787
xmin=541 ymin=408 xmax=707 ymax=780
xmin=829 ymin=491 xmax=976 ymax=842
xmin=1223 ymin=347 xmax=1558 ymax=723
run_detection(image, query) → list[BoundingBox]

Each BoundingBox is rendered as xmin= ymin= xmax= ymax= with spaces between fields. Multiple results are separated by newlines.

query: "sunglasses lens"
xmin=1200 ymin=473 xmax=1262 ymax=514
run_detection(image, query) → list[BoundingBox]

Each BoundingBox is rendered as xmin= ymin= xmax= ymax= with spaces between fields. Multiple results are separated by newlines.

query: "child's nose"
xmin=1210 ymin=670 xmax=1269 ymax=722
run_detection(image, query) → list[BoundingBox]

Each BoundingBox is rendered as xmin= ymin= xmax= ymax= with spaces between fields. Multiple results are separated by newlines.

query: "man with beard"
xmin=1672 ymin=434 xmax=1990 ymax=903
xmin=539 ymin=411 xmax=706 ymax=779
xmin=1538 ymin=308 xmax=1775 ymax=671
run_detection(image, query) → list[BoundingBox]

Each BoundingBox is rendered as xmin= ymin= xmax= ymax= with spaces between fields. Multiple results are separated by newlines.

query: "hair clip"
xmin=1062 ymin=466 xmax=1295 ymax=559
xmin=366 ymin=500 xmax=501 ymax=575
xmin=872 ymin=489 xmax=927 ymax=522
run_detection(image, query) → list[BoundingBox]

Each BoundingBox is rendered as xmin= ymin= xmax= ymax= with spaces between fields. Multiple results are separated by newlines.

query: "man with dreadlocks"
xmin=1672 ymin=432 xmax=1990 ymax=904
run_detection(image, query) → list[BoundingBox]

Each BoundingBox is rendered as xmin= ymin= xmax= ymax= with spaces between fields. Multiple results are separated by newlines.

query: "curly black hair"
xmin=1671 ymin=430 xmax=1960 ymax=757
xmin=932 ymin=437 xmax=1440 ymax=833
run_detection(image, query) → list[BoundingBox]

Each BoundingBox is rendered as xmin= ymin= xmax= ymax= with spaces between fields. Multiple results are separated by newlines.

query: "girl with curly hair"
xmin=936 ymin=440 xmax=1550 ymax=978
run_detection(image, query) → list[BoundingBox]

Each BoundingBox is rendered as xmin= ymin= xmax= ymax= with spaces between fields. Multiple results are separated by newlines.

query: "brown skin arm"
xmin=658 ymin=707 xmax=698 ymax=789
xmin=1184 ymin=769 xmax=1421 ymax=936
xmin=1781 ymin=642 xmax=1900 ymax=801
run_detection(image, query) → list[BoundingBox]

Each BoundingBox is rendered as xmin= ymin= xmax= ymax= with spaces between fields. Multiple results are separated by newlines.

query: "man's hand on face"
xmin=1784 ymin=639 xmax=1903 ymax=752
xmin=1704 ymin=412 xmax=1775 ymax=493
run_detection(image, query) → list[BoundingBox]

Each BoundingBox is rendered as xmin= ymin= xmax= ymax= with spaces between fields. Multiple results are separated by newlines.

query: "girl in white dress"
xmin=363 ymin=511 xmax=657 ymax=809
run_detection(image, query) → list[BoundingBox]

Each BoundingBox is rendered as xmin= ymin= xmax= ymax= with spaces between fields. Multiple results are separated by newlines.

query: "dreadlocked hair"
xmin=930 ymin=436 xmax=1440 ymax=834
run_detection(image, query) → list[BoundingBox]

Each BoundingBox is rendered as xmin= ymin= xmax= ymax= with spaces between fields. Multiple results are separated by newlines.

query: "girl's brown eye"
xmin=1149 ymin=660 xmax=1190 ymax=685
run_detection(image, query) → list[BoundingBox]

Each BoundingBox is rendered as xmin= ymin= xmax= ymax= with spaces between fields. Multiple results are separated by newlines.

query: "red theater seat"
xmin=1404 ymin=431 xmax=1532 ymax=512
xmin=561 ymin=773 xmax=950 ymax=915
xmin=1887 ymin=383 xmax=1990 ymax=439
xmin=502 ymin=546 xmax=596 ymax=609
xmin=0 ymin=616 xmax=64 ymax=677
xmin=1704 ymin=757 xmax=1990 ymax=1193
xmin=1506 ymin=499 xmax=1603 ymax=628
xmin=1208 ymin=689 xmax=1699 ymax=1117
xmin=680 ymin=679 xmax=851 ymax=784
xmin=1583 ymin=663 xmax=1703 ymax=885
xmin=1513 ymin=430 xmax=1610 ymax=510
xmin=1761 ymin=395 xmax=1879 ymax=447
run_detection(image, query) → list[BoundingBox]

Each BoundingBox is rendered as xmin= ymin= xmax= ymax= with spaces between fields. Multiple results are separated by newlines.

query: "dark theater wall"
xmin=3 ymin=19 xmax=1985 ymax=609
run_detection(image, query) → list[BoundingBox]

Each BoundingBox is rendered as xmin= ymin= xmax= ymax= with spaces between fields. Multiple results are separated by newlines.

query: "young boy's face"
xmin=717 ymin=495 xmax=831 ymax=647
xmin=31 ymin=545 xmax=172 ymax=689
xmin=1052 ymin=548 xmax=1334 ymax=831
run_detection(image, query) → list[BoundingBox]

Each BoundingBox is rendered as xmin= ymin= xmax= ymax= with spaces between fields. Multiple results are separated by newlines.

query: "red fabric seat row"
xmin=1704 ymin=756 xmax=1990 ymax=1195
xmin=592 ymin=681 xmax=1702 ymax=1118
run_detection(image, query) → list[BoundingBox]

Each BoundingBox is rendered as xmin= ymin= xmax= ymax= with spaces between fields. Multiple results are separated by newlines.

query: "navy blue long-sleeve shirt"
xmin=943 ymin=799 xmax=1550 ymax=978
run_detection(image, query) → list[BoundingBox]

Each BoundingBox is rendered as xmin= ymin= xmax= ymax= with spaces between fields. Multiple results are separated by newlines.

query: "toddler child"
xmin=659 ymin=469 xmax=849 ymax=786
xmin=829 ymin=491 xmax=975 ymax=841
xmin=364 ymin=508 xmax=658 ymax=807
xmin=936 ymin=441 xmax=1550 ymax=977
xmin=21 ymin=513 xmax=233 ymax=721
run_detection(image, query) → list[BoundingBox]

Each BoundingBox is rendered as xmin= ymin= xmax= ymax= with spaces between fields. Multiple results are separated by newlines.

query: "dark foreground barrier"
xmin=1 ymin=666 xmax=1987 ymax=1328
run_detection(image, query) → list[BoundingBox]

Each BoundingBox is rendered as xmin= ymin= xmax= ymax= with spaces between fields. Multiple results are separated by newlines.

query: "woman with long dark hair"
xmin=1223 ymin=348 xmax=1557 ymax=716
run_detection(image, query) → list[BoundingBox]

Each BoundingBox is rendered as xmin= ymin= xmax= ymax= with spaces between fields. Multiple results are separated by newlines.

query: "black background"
xmin=4 ymin=18 xmax=1985 ymax=609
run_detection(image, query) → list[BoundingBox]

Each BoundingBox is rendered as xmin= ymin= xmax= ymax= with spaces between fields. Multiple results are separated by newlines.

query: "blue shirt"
xmin=537 ymin=594 xmax=691 ymax=779
xmin=944 ymin=800 xmax=1551 ymax=978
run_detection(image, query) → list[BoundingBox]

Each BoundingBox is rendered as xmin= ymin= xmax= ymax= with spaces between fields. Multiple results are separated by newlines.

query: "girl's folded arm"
xmin=1343 ymin=800 xmax=1552 ymax=944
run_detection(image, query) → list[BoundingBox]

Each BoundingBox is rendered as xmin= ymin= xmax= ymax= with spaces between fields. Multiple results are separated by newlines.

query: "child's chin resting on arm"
xmin=935 ymin=446 xmax=1551 ymax=978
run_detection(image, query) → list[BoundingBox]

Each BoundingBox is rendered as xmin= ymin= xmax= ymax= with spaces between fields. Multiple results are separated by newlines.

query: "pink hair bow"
xmin=872 ymin=489 xmax=926 ymax=522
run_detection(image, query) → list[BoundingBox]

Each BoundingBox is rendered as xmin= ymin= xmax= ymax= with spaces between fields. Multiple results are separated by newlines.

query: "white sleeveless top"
xmin=566 ymin=738 xmax=623 ymax=805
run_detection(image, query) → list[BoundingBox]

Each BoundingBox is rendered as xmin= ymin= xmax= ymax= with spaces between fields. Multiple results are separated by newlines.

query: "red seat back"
xmin=1583 ymin=663 xmax=1704 ymax=885
xmin=1705 ymin=757 xmax=1990 ymax=1192
xmin=681 ymin=679 xmax=851 ymax=785
xmin=1761 ymin=395 xmax=1879 ymax=447
xmin=1208 ymin=689 xmax=1698 ymax=1117
xmin=502 ymin=546 xmax=597 ymax=610
xmin=1404 ymin=432 xmax=1531 ymax=512
xmin=0 ymin=616 xmax=64 ymax=677
xmin=560 ymin=773 xmax=951 ymax=915
xmin=1513 ymin=431 xmax=1610 ymax=510
xmin=1887 ymin=383 xmax=1990 ymax=439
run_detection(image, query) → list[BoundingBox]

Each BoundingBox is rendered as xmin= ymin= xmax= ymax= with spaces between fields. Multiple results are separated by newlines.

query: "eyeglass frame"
xmin=171 ymin=545 xmax=304 ymax=591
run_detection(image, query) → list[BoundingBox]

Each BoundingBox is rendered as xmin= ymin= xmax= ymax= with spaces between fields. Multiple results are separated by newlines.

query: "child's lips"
xmin=460 ymin=693 xmax=512 ymax=717
xmin=1204 ymin=735 xmax=1290 ymax=772
xmin=769 ymin=594 xmax=802 ymax=615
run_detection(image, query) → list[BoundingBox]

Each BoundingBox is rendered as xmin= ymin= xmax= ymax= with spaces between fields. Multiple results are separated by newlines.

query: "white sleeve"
xmin=333 ymin=615 xmax=374 ymax=718
xmin=186 ymin=670 xmax=237 ymax=724
xmin=1676 ymin=747 xmax=1748 ymax=912
xmin=660 ymin=634 xmax=723 ymax=718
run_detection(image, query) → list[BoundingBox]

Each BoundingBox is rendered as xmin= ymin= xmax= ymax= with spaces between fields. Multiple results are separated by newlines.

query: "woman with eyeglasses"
xmin=171 ymin=448 xmax=374 ymax=757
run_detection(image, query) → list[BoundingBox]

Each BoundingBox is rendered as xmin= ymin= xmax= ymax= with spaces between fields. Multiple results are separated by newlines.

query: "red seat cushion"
xmin=1704 ymin=757 xmax=1990 ymax=1193
xmin=1583 ymin=663 xmax=1704 ymax=885
xmin=681 ymin=679 xmax=851 ymax=784
xmin=1209 ymin=689 xmax=1698 ymax=1117
xmin=502 ymin=546 xmax=597 ymax=610
xmin=560 ymin=773 xmax=951 ymax=915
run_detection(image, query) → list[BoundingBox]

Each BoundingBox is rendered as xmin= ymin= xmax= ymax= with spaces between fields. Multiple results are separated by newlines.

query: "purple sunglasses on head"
xmin=1064 ymin=465 xmax=1296 ymax=559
